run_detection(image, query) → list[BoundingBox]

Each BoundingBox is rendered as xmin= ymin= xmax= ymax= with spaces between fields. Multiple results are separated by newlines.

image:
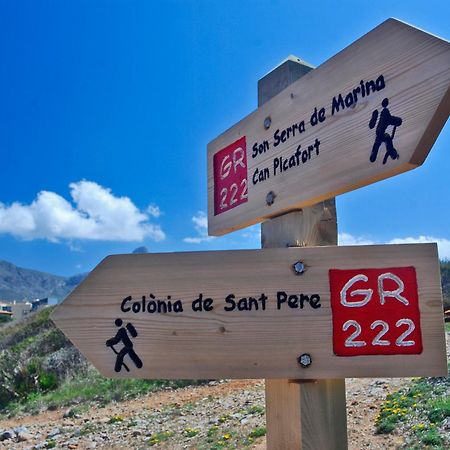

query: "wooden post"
xmin=260 ymin=57 xmax=348 ymax=449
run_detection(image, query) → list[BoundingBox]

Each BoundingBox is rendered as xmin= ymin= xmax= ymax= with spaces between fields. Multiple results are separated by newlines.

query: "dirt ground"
xmin=0 ymin=376 xmax=411 ymax=449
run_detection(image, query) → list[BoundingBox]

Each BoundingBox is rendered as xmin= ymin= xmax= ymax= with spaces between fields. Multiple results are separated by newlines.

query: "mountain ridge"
xmin=0 ymin=259 xmax=84 ymax=301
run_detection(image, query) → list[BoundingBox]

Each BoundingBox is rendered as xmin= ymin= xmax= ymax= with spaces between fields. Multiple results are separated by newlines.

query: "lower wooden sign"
xmin=51 ymin=244 xmax=447 ymax=379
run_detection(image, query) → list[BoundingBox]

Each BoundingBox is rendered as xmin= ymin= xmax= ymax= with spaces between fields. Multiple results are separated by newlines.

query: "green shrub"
xmin=107 ymin=415 xmax=124 ymax=424
xmin=147 ymin=431 xmax=174 ymax=446
xmin=247 ymin=405 xmax=265 ymax=415
xmin=38 ymin=372 xmax=58 ymax=391
xmin=249 ymin=427 xmax=266 ymax=438
xmin=376 ymin=418 xmax=396 ymax=434
xmin=427 ymin=397 xmax=450 ymax=423
xmin=421 ymin=429 xmax=443 ymax=446
xmin=184 ymin=427 xmax=199 ymax=437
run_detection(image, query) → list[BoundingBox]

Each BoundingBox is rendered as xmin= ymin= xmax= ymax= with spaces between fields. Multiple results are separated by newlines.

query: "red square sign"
xmin=329 ymin=267 xmax=423 ymax=356
xmin=213 ymin=136 xmax=248 ymax=215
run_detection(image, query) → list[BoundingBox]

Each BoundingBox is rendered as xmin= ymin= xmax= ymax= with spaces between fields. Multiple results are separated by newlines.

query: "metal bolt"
xmin=264 ymin=116 xmax=271 ymax=130
xmin=298 ymin=353 xmax=312 ymax=368
xmin=292 ymin=260 xmax=305 ymax=275
xmin=266 ymin=191 xmax=275 ymax=206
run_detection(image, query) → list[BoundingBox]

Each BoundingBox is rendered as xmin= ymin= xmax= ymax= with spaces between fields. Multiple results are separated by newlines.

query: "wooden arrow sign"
xmin=207 ymin=19 xmax=450 ymax=236
xmin=51 ymin=243 xmax=447 ymax=379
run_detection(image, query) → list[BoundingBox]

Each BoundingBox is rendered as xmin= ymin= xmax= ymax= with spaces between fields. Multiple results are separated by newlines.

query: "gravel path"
xmin=0 ymin=376 xmax=413 ymax=449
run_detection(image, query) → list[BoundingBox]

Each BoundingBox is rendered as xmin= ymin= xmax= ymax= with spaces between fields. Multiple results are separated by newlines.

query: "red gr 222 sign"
xmin=213 ymin=136 xmax=248 ymax=215
xmin=329 ymin=267 xmax=423 ymax=356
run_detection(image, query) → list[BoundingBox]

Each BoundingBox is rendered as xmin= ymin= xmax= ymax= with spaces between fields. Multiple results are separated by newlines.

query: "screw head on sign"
xmin=264 ymin=116 xmax=271 ymax=130
xmin=298 ymin=353 xmax=312 ymax=368
xmin=292 ymin=261 xmax=305 ymax=275
xmin=266 ymin=191 xmax=275 ymax=206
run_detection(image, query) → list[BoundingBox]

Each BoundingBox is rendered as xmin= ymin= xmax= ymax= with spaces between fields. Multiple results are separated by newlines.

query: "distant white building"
xmin=11 ymin=301 xmax=32 ymax=319
xmin=0 ymin=298 xmax=49 ymax=320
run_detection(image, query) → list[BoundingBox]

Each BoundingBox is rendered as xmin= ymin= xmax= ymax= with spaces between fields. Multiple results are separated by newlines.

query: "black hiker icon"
xmin=106 ymin=318 xmax=143 ymax=373
xmin=369 ymin=98 xmax=403 ymax=164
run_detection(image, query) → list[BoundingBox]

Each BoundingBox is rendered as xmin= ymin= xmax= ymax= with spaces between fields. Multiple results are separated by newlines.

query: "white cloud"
xmin=0 ymin=181 xmax=165 ymax=243
xmin=339 ymin=232 xmax=450 ymax=260
xmin=147 ymin=204 xmax=162 ymax=218
xmin=183 ymin=211 xmax=214 ymax=244
xmin=338 ymin=232 xmax=374 ymax=246
xmin=387 ymin=236 xmax=450 ymax=260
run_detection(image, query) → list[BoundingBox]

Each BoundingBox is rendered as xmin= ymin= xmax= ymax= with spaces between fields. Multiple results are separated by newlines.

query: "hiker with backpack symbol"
xmin=106 ymin=318 xmax=143 ymax=373
xmin=369 ymin=97 xmax=403 ymax=164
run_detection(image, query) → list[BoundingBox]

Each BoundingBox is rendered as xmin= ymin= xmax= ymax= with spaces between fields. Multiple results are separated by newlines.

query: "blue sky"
xmin=0 ymin=0 xmax=449 ymax=276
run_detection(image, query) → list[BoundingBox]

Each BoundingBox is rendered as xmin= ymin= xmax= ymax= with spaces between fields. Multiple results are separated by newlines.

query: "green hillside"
xmin=0 ymin=307 xmax=203 ymax=416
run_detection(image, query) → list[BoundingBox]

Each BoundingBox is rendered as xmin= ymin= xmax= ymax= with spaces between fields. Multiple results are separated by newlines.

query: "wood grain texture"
xmin=207 ymin=19 xmax=450 ymax=235
xmin=263 ymin=209 xmax=347 ymax=450
xmin=266 ymin=379 xmax=348 ymax=450
xmin=51 ymin=244 xmax=447 ymax=380
xmin=261 ymin=57 xmax=347 ymax=450
xmin=261 ymin=200 xmax=337 ymax=248
xmin=265 ymin=379 xmax=302 ymax=448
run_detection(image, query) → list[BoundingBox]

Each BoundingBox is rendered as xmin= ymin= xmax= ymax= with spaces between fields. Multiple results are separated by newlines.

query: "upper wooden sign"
xmin=207 ymin=19 xmax=450 ymax=236
xmin=51 ymin=243 xmax=447 ymax=379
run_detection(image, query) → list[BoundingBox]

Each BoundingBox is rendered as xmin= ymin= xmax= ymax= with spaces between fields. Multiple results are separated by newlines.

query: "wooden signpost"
xmin=52 ymin=18 xmax=450 ymax=450
xmin=51 ymin=244 xmax=446 ymax=380
xmin=207 ymin=18 xmax=450 ymax=236
xmin=257 ymin=58 xmax=345 ymax=449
